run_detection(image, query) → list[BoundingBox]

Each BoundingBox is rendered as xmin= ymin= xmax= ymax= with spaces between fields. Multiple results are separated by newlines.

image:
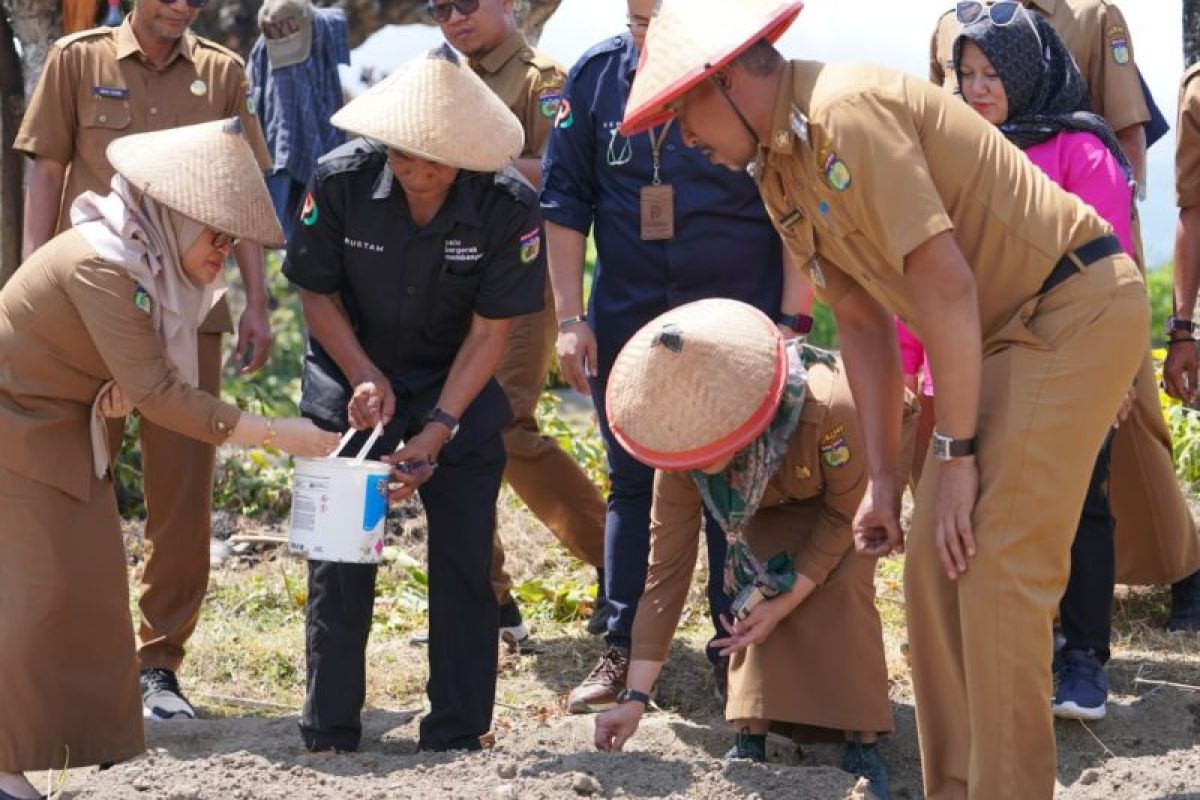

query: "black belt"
xmin=1039 ymin=235 xmax=1124 ymax=295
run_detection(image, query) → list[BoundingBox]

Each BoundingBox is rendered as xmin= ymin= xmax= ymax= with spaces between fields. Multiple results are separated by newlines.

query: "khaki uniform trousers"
xmin=906 ymin=256 xmax=1148 ymax=800
xmin=490 ymin=278 xmax=606 ymax=605
xmin=725 ymin=504 xmax=893 ymax=742
xmin=0 ymin=465 xmax=144 ymax=771
xmin=107 ymin=332 xmax=222 ymax=672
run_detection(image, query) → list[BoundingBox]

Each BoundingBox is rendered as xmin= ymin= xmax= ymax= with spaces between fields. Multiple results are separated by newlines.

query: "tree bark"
xmin=1 ymin=9 xmax=25 ymax=283
xmin=1187 ymin=0 xmax=1200 ymax=69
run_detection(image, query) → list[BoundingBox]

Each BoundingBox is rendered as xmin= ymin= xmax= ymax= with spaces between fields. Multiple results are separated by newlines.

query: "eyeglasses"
xmin=427 ymin=0 xmax=480 ymax=23
xmin=212 ymin=231 xmax=240 ymax=250
xmin=956 ymin=1 xmax=1021 ymax=26
xmin=158 ymin=0 xmax=211 ymax=8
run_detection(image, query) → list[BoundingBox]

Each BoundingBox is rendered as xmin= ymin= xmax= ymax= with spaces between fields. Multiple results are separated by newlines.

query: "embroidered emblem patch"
xmin=538 ymin=90 xmax=562 ymax=118
xmin=822 ymin=151 xmax=851 ymax=192
xmin=92 ymin=85 xmax=130 ymax=99
xmin=554 ymin=98 xmax=575 ymax=129
xmin=819 ymin=424 xmax=851 ymax=468
xmin=133 ymin=285 xmax=152 ymax=314
xmin=1110 ymin=36 xmax=1130 ymax=65
xmin=301 ymin=193 xmax=318 ymax=226
xmin=519 ymin=228 xmax=541 ymax=263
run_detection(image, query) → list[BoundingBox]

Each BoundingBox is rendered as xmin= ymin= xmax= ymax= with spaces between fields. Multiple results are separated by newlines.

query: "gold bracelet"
xmin=262 ymin=418 xmax=278 ymax=449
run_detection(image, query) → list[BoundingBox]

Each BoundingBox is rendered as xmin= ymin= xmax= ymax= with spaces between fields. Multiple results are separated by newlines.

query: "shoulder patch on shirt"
xmin=821 ymin=149 xmax=851 ymax=192
xmin=301 ymin=192 xmax=318 ymax=226
xmin=1107 ymin=26 xmax=1130 ymax=65
xmin=133 ymin=285 xmax=152 ymax=315
xmin=538 ymin=89 xmax=563 ymax=119
xmin=519 ymin=228 xmax=541 ymax=263
xmin=819 ymin=423 xmax=851 ymax=468
xmin=554 ymin=97 xmax=575 ymax=129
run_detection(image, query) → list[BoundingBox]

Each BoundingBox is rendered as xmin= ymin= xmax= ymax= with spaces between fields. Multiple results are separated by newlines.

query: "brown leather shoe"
xmin=567 ymin=646 xmax=629 ymax=714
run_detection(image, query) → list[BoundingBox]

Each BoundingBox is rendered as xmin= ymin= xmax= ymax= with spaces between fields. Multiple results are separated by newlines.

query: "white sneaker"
xmin=140 ymin=668 xmax=197 ymax=720
xmin=500 ymin=622 xmax=544 ymax=655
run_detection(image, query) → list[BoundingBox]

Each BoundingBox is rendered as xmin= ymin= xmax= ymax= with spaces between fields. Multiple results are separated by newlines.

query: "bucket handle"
xmin=332 ymin=422 xmax=385 ymax=464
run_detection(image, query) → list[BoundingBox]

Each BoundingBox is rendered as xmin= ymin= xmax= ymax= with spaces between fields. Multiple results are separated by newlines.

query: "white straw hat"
xmin=620 ymin=0 xmax=803 ymax=136
xmin=106 ymin=118 xmax=285 ymax=247
xmin=330 ymin=45 xmax=524 ymax=172
xmin=606 ymin=299 xmax=788 ymax=470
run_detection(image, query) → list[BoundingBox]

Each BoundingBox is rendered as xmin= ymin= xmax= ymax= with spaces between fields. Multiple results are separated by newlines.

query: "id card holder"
xmin=640 ymin=183 xmax=675 ymax=241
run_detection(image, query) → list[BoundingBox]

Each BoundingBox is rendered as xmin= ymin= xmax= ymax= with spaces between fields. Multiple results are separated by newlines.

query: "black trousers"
xmin=299 ymin=430 xmax=506 ymax=752
xmin=1059 ymin=433 xmax=1115 ymax=663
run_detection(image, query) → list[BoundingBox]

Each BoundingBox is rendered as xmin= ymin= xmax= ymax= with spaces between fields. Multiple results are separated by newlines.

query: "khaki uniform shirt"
xmin=1177 ymin=64 xmax=1200 ymax=209
xmin=469 ymin=31 xmax=566 ymax=160
xmin=929 ymin=0 xmax=1149 ymax=133
xmin=13 ymin=18 xmax=271 ymax=334
xmin=757 ymin=61 xmax=1112 ymax=343
xmin=0 ymin=230 xmax=241 ymax=502
xmin=629 ymin=360 xmax=868 ymax=663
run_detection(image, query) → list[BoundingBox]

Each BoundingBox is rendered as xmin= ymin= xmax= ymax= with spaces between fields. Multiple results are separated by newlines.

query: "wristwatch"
xmin=775 ymin=312 xmax=814 ymax=335
xmin=1166 ymin=316 xmax=1196 ymax=337
xmin=617 ymin=689 xmax=652 ymax=707
xmin=423 ymin=407 xmax=460 ymax=440
xmin=931 ymin=432 xmax=976 ymax=462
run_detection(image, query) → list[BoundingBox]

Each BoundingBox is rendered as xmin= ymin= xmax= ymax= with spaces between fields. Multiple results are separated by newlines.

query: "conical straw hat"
xmin=620 ymin=0 xmax=803 ymax=136
xmin=107 ymin=118 xmax=285 ymax=248
xmin=331 ymin=45 xmax=524 ymax=172
xmin=606 ymin=299 xmax=788 ymax=470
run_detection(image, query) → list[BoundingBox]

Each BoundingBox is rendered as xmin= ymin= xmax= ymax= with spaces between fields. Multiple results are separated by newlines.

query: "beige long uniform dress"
xmin=630 ymin=360 xmax=907 ymax=742
xmin=931 ymin=0 xmax=1200 ymax=586
xmin=469 ymin=32 xmax=607 ymax=605
xmin=756 ymin=61 xmax=1147 ymax=799
xmin=11 ymin=16 xmax=273 ymax=673
xmin=0 ymin=230 xmax=241 ymax=771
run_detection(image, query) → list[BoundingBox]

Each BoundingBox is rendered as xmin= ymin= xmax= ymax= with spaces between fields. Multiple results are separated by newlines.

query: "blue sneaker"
xmin=841 ymin=735 xmax=889 ymax=800
xmin=1051 ymin=649 xmax=1108 ymax=721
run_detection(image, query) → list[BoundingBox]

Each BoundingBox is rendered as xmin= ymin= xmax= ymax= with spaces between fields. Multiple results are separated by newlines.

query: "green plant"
xmin=535 ymin=391 xmax=609 ymax=494
xmin=1146 ymin=266 xmax=1173 ymax=349
xmin=1154 ymin=347 xmax=1200 ymax=492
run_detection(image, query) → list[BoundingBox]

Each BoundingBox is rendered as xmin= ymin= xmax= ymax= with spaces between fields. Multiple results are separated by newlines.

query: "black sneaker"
xmin=1167 ymin=569 xmax=1200 ymax=632
xmin=723 ymin=731 xmax=766 ymax=762
xmin=140 ymin=668 xmax=197 ymax=720
xmin=841 ymin=735 xmax=890 ymax=800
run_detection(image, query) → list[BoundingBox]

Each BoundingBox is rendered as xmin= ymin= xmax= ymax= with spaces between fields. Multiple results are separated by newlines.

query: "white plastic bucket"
xmin=288 ymin=425 xmax=391 ymax=564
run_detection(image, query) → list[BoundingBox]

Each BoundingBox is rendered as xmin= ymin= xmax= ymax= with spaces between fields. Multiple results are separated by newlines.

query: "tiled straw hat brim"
xmin=606 ymin=299 xmax=788 ymax=470
xmin=330 ymin=45 xmax=524 ymax=173
xmin=620 ymin=0 xmax=804 ymax=136
xmin=107 ymin=118 xmax=285 ymax=248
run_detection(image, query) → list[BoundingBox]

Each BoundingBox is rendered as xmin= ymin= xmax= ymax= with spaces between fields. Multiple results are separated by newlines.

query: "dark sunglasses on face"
xmin=158 ymin=0 xmax=211 ymax=8
xmin=427 ymin=0 xmax=480 ymax=23
xmin=956 ymin=1 xmax=1021 ymax=26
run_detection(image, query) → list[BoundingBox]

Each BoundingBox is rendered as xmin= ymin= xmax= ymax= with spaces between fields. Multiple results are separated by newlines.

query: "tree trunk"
xmin=1186 ymin=0 xmax=1200 ymax=68
xmin=1 ymin=9 xmax=25 ymax=283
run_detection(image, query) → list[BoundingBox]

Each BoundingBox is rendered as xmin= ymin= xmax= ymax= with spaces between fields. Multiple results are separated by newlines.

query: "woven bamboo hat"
xmin=330 ymin=45 xmax=524 ymax=172
xmin=107 ymin=118 xmax=285 ymax=248
xmin=620 ymin=0 xmax=803 ymax=136
xmin=606 ymin=299 xmax=788 ymax=470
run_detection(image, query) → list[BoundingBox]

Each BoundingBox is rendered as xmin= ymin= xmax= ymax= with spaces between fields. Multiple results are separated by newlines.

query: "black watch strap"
xmin=424 ymin=407 xmax=460 ymax=439
xmin=1167 ymin=316 xmax=1196 ymax=336
xmin=618 ymin=689 xmax=651 ymax=707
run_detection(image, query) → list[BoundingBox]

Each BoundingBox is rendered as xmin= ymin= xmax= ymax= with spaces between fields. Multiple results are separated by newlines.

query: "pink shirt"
xmin=894 ymin=130 xmax=1134 ymax=396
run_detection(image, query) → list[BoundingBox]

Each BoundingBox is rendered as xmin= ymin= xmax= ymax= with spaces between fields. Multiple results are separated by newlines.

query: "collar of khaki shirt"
xmin=471 ymin=31 xmax=527 ymax=76
xmin=763 ymin=61 xmax=812 ymax=158
xmin=115 ymin=13 xmax=196 ymax=67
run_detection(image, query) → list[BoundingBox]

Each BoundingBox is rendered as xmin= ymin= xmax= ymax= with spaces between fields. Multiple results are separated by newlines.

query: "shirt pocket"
xmin=80 ymin=97 xmax=133 ymax=173
xmin=428 ymin=266 xmax=483 ymax=339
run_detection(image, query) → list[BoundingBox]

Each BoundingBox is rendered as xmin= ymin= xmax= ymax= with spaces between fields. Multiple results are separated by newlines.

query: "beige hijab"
xmin=71 ymin=174 xmax=226 ymax=476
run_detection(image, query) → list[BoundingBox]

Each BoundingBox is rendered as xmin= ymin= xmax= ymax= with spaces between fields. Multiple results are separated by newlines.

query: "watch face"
xmin=932 ymin=435 xmax=950 ymax=462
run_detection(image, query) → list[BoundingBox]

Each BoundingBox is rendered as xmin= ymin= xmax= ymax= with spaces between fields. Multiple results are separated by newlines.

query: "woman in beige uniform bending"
xmin=593 ymin=298 xmax=913 ymax=800
xmin=0 ymin=118 xmax=338 ymax=800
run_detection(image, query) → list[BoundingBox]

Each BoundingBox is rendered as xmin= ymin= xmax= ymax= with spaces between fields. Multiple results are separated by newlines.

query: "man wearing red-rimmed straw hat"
xmin=590 ymin=298 xmax=915 ymax=798
xmin=619 ymin=1 xmax=1148 ymax=797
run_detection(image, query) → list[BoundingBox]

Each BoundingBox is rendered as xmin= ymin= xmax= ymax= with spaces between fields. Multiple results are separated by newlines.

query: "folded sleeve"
xmin=284 ymin=171 xmax=346 ymax=293
xmin=539 ymin=67 xmax=598 ymax=234
xmin=1178 ymin=71 xmax=1200 ymax=210
xmin=13 ymin=43 xmax=78 ymax=164
xmin=476 ymin=202 xmax=547 ymax=320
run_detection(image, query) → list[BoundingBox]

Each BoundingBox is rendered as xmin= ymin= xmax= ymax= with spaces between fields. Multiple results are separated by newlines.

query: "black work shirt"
xmin=284 ymin=138 xmax=545 ymax=438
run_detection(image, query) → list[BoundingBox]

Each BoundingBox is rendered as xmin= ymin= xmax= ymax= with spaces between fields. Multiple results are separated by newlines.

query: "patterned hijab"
xmin=953 ymin=6 xmax=1132 ymax=179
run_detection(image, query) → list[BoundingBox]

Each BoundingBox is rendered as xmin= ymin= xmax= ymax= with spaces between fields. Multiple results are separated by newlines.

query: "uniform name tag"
xmin=640 ymin=183 xmax=675 ymax=241
xmin=93 ymin=85 xmax=130 ymax=99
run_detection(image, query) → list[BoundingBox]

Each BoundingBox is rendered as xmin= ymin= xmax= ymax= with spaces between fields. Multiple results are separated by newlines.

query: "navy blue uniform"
xmin=541 ymin=33 xmax=783 ymax=658
xmin=285 ymin=139 xmax=545 ymax=752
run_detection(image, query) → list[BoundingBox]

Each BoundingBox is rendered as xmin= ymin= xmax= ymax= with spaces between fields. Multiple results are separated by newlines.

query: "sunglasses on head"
xmin=158 ymin=0 xmax=211 ymax=8
xmin=212 ymin=231 xmax=240 ymax=249
xmin=427 ymin=0 xmax=480 ymax=23
xmin=956 ymin=1 xmax=1021 ymax=26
